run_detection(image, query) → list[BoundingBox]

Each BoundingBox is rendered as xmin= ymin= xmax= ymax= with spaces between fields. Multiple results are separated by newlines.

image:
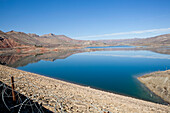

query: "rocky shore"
xmin=138 ymin=70 xmax=170 ymax=104
xmin=0 ymin=65 xmax=170 ymax=112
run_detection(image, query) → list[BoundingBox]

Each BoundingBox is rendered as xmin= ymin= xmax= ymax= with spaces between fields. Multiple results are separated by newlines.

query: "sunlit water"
xmin=86 ymin=45 xmax=136 ymax=48
xmin=17 ymin=50 xmax=170 ymax=104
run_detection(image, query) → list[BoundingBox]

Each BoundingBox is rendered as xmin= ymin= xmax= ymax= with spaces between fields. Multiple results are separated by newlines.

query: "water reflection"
xmin=0 ymin=47 xmax=169 ymax=68
xmin=0 ymin=47 xmax=170 ymax=104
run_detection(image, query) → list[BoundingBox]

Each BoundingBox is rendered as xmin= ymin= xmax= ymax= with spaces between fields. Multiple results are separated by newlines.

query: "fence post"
xmin=11 ymin=76 xmax=16 ymax=102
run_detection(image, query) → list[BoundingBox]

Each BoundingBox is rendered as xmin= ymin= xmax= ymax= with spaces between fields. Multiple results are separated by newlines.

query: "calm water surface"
xmin=86 ymin=45 xmax=136 ymax=48
xmin=17 ymin=50 xmax=170 ymax=104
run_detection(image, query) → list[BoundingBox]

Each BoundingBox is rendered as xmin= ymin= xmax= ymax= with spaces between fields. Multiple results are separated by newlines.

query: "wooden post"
xmin=11 ymin=76 xmax=16 ymax=102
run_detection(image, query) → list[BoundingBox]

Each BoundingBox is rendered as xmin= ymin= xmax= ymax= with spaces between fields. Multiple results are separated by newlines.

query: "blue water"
xmin=17 ymin=50 xmax=170 ymax=104
xmin=86 ymin=45 xmax=136 ymax=48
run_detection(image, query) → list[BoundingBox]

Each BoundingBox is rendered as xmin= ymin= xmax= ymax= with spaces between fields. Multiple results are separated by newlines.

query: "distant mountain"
xmin=0 ymin=30 xmax=170 ymax=49
xmin=133 ymin=34 xmax=170 ymax=46
xmin=0 ymin=30 xmax=21 ymax=48
xmin=6 ymin=30 xmax=42 ymax=46
xmin=28 ymin=33 xmax=84 ymax=47
xmin=97 ymin=34 xmax=170 ymax=46
xmin=0 ymin=30 xmax=104 ymax=49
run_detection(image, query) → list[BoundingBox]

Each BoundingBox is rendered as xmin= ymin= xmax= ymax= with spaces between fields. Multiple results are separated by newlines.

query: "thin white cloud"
xmin=75 ymin=28 xmax=170 ymax=39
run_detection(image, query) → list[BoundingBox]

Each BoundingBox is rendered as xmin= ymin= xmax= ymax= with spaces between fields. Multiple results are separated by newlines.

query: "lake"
xmin=86 ymin=45 xmax=136 ymax=48
xmin=1 ymin=47 xmax=170 ymax=104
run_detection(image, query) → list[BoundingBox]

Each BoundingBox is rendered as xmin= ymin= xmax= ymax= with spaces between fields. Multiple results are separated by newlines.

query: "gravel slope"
xmin=0 ymin=65 xmax=170 ymax=113
xmin=138 ymin=70 xmax=170 ymax=104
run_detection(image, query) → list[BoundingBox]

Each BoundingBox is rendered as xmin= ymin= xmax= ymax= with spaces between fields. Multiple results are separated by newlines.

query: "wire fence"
xmin=0 ymin=74 xmax=111 ymax=113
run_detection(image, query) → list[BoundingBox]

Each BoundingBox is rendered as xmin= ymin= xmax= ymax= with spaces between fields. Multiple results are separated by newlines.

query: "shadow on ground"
xmin=0 ymin=81 xmax=53 ymax=113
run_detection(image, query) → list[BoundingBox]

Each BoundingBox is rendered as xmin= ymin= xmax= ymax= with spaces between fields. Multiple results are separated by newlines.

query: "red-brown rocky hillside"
xmin=0 ymin=30 xmax=170 ymax=49
xmin=0 ymin=30 xmax=21 ymax=48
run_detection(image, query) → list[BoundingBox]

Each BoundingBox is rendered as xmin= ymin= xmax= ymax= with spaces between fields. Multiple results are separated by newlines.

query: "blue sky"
xmin=0 ymin=0 xmax=170 ymax=40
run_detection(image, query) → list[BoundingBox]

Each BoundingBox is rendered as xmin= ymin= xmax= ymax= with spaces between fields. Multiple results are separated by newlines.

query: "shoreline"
xmin=0 ymin=64 xmax=170 ymax=112
xmin=54 ymin=75 xmax=168 ymax=105
xmin=138 ymin=70 xmax=170 ymax=104
xmin=137 ymin=77 xmax=169 ymax=105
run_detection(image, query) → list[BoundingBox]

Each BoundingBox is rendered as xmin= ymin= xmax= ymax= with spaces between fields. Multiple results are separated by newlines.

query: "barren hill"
xmin=0 ymin=30 xmax=104 ymax=49
xmin=0 ymin=30 xmax=21 ymax=48
xmin=0 ymin=30 xmax=170 ymax=49
xmin=98 ymin=34 xmax=170 ymax=46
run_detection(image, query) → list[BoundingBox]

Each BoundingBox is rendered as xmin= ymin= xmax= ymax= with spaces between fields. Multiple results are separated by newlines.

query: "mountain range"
xmin=0 ymin=30 xmax=170 ymax=49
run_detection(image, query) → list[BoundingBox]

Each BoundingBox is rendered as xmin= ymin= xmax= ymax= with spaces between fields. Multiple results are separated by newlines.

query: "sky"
xmin=0 ymin=0 xmax=170 ymax=40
